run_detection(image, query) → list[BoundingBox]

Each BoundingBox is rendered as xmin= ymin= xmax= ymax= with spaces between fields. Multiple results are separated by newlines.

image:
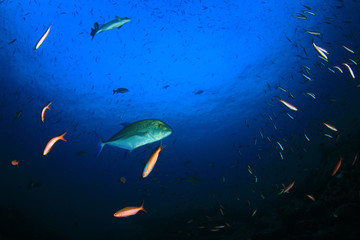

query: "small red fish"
xmin=43 ymin=131 xmax=67 ymax=155
xmin=142 ymin=144 xmax=165 ymax=178
xmin=332 ymin=157 xmax=342 ymax=176
xmin=306 ymin=194 xmax=316 ymax=201
xmin=113 ymin=201 xmax=147 ymax=217
xmin=11 ymin=160 xmax=19 ymax=167
xmin=41 ymin=102 xmax=52 ymax=123
xmin=282 ymin=180 xmax=295 ymax=193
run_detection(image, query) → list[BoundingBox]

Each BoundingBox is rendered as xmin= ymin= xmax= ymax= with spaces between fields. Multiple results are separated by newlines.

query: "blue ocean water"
xmin=1 ymin=0 xmax=360 ymax=239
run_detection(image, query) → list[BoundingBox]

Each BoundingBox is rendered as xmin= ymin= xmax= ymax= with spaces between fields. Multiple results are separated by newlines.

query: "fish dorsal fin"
xmin=120 ymin=122 xmax=130 ymax=128
xmin=115 ymin=15 xmax=121 ymax=20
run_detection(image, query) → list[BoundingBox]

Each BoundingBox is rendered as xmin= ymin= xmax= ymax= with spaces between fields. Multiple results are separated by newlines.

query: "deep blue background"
xmin=1 ymin=0 xmax=359 ymax=239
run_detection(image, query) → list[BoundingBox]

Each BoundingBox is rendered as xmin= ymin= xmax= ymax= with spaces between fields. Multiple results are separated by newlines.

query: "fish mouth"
xmin=165 ymin=128 xmax=172 ymax=134
xmin=161 ymin=128 xmax=172 ymax=137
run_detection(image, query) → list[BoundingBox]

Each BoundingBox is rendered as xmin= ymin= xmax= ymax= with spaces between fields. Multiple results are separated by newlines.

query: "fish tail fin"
xmin=60 ymin=131 xmax=67 ymax=142
xmin=96 ymin=133 xmax=105 ymax=157
xmin=140 ymin=201 xmax=147 ymax=214
xmin=113 ymin=90 xmax=115 ymax=95
xmin=90 ymin=22 xmax=99 ymax=40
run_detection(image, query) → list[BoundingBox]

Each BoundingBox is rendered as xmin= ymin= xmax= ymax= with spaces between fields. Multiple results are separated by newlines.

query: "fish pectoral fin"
xmin=117 ymin=26 xmax=123 ymax=29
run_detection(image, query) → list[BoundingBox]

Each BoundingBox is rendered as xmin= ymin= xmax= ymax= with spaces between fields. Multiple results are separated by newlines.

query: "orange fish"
xmin=41 ymin=102 xmax=52 ymax=122
xmin=282 ymin=180 xmax=295 ymax=193
xmin=113 ymin=201 xmax=147 ymax=217
xmin=332 ymin=157 xmax=342 ymax=176
xmin=43 ymin=131 xmax=67 ymax=155
xmin=306 ymin=194 xmax=316 ymax=201
xmin=11 ymin=160 xmax=19 ymax=167
xmin=142 ymin=144 xmax=165 ymax=178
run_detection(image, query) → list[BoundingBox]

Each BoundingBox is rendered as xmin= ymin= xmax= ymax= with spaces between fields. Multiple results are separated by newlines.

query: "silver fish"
xmin=97 ymin=119 xmax=172 ymax=155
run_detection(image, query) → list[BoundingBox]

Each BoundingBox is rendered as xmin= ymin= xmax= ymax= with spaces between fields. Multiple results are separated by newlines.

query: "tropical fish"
xmin=306 ymin=194 xmax=316 ymax=201
xmin=142 ymin=144 xmax=165 ymax=178
xmin=303 ymin=10 xmax=315 ymax=15
xmin=279 ymin=99 xmax=298 ymax=111
xmin=277 ymin=86 xmax=287 ymax=92
xmin=252 ymin=209 xmax=257 ymax=217
xmin=113 ymin=201 xmax=147 ymax=217
xmin=118 ymin=177 xmax=126 ymax=184
xmin=324 ymin=134 xmax=333 ymax=138
xmin=293 ymin=14 xmax=307 ymax=19
xmin=113 ymin=88 xmax=129 ymax=94
xmin=349 ymin=59 xmax=357 ymax=65
xmin=328 ymin=67 xmax=335 ymax=73
xmin=11 ymin=160 xmax=19 ymax=167
xmin=342 ymin=63 xmax=355 ymax=79
xmin=43 ymin=131 xmax=67 ymax=155
xmin=305 ymin=30 xmax=321 ymax=36
xmin=333 ymin=66 xmax=343 ymax=73
xmin=8 ymin=39 xmax=16 ymax=44
xmin=41 ymin=102 xmax=52 ymax=122
xmin=281 ymin=180 xmax=295 ymax=194
xmin=323 ymin=122 xmax=338 ymax=132
xmin=90 ymin=16 xmax=130 ymax=39
xmin=304 ymin=134 xmax=310 ymax=142
xmin=332 ymin=157 xmax=342 ymax=176
xmin=342 ymin=45 xmax=354 ymax=54
xmin=312 ymin=39 xmax=328 ymax=60
xmin=305 ymin=92 xmax=316 ymax=99
xmin=302 ymin=4 xmax=312 ymax=10
xmin=34 ymin=25 xmax=51 ymax=50
xmin=97 ymin=119 xmax=172 ymax=155
xmin=276 ymin=141 xmax=284 ymax=151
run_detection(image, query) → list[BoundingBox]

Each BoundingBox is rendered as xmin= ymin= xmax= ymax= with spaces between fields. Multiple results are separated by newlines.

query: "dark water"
xmin=1 ymin=0 xmax=360 ymax=239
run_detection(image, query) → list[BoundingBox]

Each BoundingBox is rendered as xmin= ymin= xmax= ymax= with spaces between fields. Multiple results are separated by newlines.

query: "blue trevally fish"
xmin=97 ymin=119 xmax=172 ymax=155
xmin=90 ymin=16 xmax=131 ymax=39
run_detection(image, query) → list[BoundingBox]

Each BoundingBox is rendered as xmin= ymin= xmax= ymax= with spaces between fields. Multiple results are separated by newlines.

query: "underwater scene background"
xmin=1 ymin=0 xmax=360 ymax=239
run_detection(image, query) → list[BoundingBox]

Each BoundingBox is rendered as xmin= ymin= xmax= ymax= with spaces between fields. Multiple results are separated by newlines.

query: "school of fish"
xmin=6 ymin=1 xmax=360 ymax=237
